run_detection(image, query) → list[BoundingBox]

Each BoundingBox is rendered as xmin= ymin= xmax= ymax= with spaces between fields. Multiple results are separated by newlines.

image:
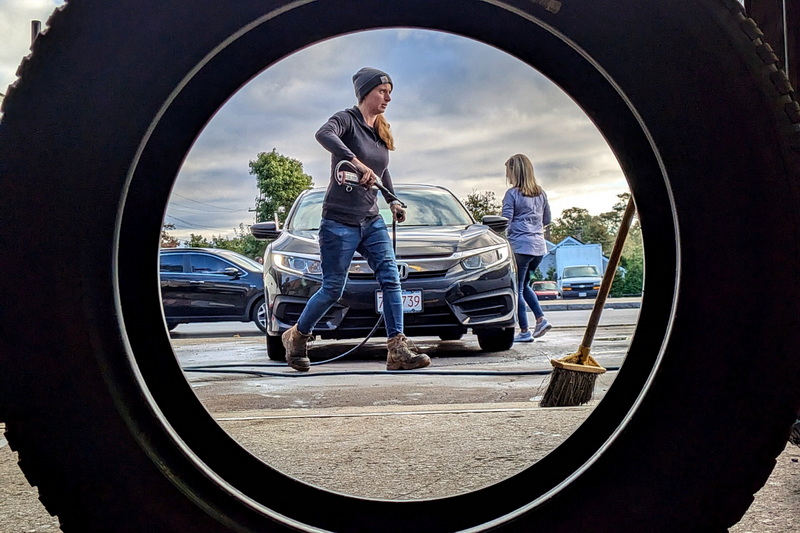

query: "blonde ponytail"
xmin=375 ymin=115 xmax=395 ymax=151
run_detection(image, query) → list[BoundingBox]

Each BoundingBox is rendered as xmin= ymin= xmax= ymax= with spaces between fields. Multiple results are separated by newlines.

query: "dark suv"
xmin=251 ymin=184 xmax=518 ymax=360
xmin=159 ymin=248 xmax=267 ymax=332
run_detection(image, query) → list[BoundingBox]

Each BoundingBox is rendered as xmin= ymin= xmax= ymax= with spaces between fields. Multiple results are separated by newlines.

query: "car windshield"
xmin=287 ymin=186 xmax=475 ymax=230
xmin=563 ymin=265 xmax=600 ymax=277
xmin=536 ymin=281 xmax=558 ymax=290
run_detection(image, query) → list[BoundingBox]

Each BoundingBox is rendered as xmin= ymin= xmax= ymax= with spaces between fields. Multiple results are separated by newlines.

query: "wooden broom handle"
xmin=579 ymin=197 xmax=637 ymax=352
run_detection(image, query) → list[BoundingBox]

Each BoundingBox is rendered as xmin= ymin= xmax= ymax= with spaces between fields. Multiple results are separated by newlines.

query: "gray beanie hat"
xmin=352 ymin=67 xmax=393 ymax=101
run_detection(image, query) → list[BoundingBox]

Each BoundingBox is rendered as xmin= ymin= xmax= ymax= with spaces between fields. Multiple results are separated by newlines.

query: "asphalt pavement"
xmin=2 ymin=298 xmax=798 ymax=532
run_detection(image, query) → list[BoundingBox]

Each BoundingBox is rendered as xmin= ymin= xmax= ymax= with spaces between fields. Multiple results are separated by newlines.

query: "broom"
xmin=540 ymin=197 xmax=636 ymax=407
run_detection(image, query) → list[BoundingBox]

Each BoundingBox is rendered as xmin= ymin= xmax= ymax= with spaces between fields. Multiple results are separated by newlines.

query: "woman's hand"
xmin=351 ymin=158 xmax=377 ymax=188
xmin=390 ymin=203 xmax=406 ymax=223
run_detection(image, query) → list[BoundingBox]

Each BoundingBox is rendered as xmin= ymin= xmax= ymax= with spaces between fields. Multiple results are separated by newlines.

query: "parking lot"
xmin=1 ymin=303 xmax=797 ymax=530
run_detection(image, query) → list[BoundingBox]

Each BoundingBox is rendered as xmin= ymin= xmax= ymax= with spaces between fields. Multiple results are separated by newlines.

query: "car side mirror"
xmin=481 ymin=215 xmax=509 ymax=233
xmin=250 ymin=221 xmax=282 ymax=240
xmin=222 ymin=267 xmax=241 ymax=278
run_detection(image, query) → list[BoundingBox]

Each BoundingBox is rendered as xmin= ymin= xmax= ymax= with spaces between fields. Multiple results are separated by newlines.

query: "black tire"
xmin=0 ymin=1 xmax=798 ymax=532
xmin=266 ymin=333 xmax=286 ymax=362
xmin=438 ymin=330 xmax=465 ymax=341
xmin=790 ymin=419 xmax=800 ymax=448
xmin=252 ymin=299 xmax=267 ymax=333
xmin=476 ymin=327 xmax=515 ymax=352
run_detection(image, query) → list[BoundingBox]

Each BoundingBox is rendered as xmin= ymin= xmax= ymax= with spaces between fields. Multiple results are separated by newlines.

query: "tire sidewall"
xmin=0 ymin=1 xmax=798 ymax=532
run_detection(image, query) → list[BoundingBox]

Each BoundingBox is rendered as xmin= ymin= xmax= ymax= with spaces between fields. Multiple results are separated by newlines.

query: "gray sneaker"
xmin=533 ymin=318 xmax=552 ymax=338
xmin=514 ymin=331 xmax=534 ymax=343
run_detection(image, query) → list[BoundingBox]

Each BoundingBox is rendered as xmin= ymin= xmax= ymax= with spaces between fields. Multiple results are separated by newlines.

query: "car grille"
xmin=456 ymin=295 xmax=511 ymax=319
xmin=347 ymin=270 xmax=448 ymax=280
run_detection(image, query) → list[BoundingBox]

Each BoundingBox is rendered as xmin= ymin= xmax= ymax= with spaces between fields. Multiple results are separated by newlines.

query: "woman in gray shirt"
xmin=281 ymin=67 xmax=430 ymax=372
xmin=501 ymin=154 xmax=553 ymax=342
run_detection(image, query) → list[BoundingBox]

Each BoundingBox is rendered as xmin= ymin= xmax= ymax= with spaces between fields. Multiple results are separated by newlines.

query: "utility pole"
xmin=31 ymin=20 xmax=41 ymax=45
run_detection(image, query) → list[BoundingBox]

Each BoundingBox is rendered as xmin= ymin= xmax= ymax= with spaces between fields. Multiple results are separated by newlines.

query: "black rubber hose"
xmin=180 ymin=364 xmax=622 ymax=377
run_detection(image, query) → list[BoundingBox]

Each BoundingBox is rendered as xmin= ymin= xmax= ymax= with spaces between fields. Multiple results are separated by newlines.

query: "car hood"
xmin=274 ymin=224 xmax=507 ymax=258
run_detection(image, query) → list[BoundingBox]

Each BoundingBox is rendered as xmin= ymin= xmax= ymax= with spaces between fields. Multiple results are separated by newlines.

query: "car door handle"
xmin=188 ymin=280 xmax=205 ymax=285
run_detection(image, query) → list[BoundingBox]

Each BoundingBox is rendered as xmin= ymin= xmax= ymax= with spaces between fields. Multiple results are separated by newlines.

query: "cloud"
xmin=171 ymin=29 xmax=627 ymax=241
xmin=0 ymin=5 xmax=628 ymax=242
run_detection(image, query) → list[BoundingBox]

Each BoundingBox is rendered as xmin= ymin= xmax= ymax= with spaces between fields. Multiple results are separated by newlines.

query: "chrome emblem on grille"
xmin=397 ymin=263 xmax=409 ymax=280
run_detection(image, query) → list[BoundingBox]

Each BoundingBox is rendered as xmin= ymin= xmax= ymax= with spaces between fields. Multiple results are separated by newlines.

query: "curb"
xmin=539 ymin=298 xmax=642 ymax=312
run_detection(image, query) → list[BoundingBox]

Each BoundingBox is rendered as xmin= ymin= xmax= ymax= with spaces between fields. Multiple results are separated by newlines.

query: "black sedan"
xmin=251 ymin=184 xmax=517 ymax=361
xmin=160 ymin=248 xmax=267 ymax=332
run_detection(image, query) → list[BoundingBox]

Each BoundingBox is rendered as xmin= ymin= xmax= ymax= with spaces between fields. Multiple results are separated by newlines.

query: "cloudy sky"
xmin=3 ymin=1 xmax=630 ymax=242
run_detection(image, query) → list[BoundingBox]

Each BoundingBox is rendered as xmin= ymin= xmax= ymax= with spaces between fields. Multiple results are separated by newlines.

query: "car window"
xmin=287 ymin=187 xmax=473 ymax=230
xmin=159 ymin=253 xmax=184 ymax=273
xmin=289 ymin=193 xmax=325 ymax=230
xmin=377 ymin=189 xmax=473 ymax=227
xmin=188 ymin=253 xmax=234 ymax=274
xmin=214 ymin=249 xmax=263 ymax=271
xmin=563 ymin=266 xmax=600 ymax=277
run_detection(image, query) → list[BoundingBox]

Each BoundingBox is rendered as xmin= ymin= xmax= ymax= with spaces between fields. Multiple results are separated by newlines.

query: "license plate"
xmin=375 ymin=290 xmax=423 ymax=313
xmin=579 ymin=292 xmax=587 ymax=297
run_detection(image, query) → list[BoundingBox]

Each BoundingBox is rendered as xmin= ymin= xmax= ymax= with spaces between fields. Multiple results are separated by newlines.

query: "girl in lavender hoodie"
xmin=501 ymin=154 xmax=553 ymax=342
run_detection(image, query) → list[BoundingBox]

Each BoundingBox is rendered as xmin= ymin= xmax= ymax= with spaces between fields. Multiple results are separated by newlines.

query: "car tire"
xmin=438 ymin=330 xmax=465 ymax=341
xmin=0 ymin=1 xmax=798 ymax=532
xmin=266 ymin=333 xmax=286 ymax=362
xmin=252 ymin=300 xmax=267 ymax=333
xmin=476 ymin=327 xmax=515 ymax=352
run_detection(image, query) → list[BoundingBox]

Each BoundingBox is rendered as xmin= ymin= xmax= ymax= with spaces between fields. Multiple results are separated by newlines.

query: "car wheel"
xmin=0 ymin=1 xmax=798 ymax=532
xmin=476 ymin=327 xmax=515 ymax=352
xmin=252 ymin=300 xmax=267 ymax=333
xmin=266 ymin=333 xmax=286 ymax=362
xmin=438 ymin=330 xmax=465 ymax=341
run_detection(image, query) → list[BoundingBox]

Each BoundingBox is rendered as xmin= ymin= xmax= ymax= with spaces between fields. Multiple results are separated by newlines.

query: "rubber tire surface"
xmin=476 ymin=327 xmax=516 ymax=352
xmin=266 ymin=334 xmax=286 ymax=362
xmin=1 ymin=1 xmax=799 ymax=532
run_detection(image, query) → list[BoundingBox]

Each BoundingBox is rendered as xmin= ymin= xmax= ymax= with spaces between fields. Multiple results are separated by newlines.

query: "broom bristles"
xmin=539 ymin=346 xmax=606 ymax=408
xmin=539 ymin=366 xmax=599 ymax=407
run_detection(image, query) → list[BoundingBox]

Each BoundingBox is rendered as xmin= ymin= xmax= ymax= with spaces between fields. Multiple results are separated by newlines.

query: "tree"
xmin=250 ymin=149 xmax=313 ymax=225
xmin=549 ymin=207 xmax=613 ymax=253
xmin=462 ymin=190 xmax=500 ymax=222
xmin=183 ymin=225 xmax=266 ymax=260
xmin=607 ymin=194 xmax=644 ymax=297
xmin=209 ymin=224 xmax=267 ymax=259
xmin=161 ymin=223 xmax=180 ymax=248
xmin=187 ymin=234 xmax=210 ymax=248
xmin=547 ymin=192 xmax=644 ymax=296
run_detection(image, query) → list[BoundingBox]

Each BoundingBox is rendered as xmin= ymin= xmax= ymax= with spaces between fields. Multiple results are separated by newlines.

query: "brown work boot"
xmin=281 ymin=324 xmax=312 ymax=372
xmin=386 ymin=334 xmax=431 ymax=370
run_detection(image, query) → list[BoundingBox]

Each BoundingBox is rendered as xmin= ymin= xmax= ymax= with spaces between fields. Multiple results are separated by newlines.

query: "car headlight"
xmin=461 ymin=245 xmax=510 ymax=270
xmin=272 ymin=253 xmax=322 ymax=275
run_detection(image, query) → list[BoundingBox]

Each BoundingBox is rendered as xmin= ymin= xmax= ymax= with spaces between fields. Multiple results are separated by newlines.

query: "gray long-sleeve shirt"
xmin=316 ymin=106 xmax=396 ymax=225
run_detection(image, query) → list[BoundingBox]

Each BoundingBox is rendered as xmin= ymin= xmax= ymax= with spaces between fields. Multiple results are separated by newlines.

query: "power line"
xmin=167 ymin=201 xmax=250 ymax=214
xmin=171 ymin=192 xmax=250 ymax=211
xmin=164 ymin=215 xmax=225 ymax=231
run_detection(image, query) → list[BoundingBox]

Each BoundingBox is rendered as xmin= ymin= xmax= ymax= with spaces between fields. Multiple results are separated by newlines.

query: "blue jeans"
xmin=515 ymin=253 xmax=544 ymax=330
xmin=297 ymin=216 xmax=403 ymax=338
